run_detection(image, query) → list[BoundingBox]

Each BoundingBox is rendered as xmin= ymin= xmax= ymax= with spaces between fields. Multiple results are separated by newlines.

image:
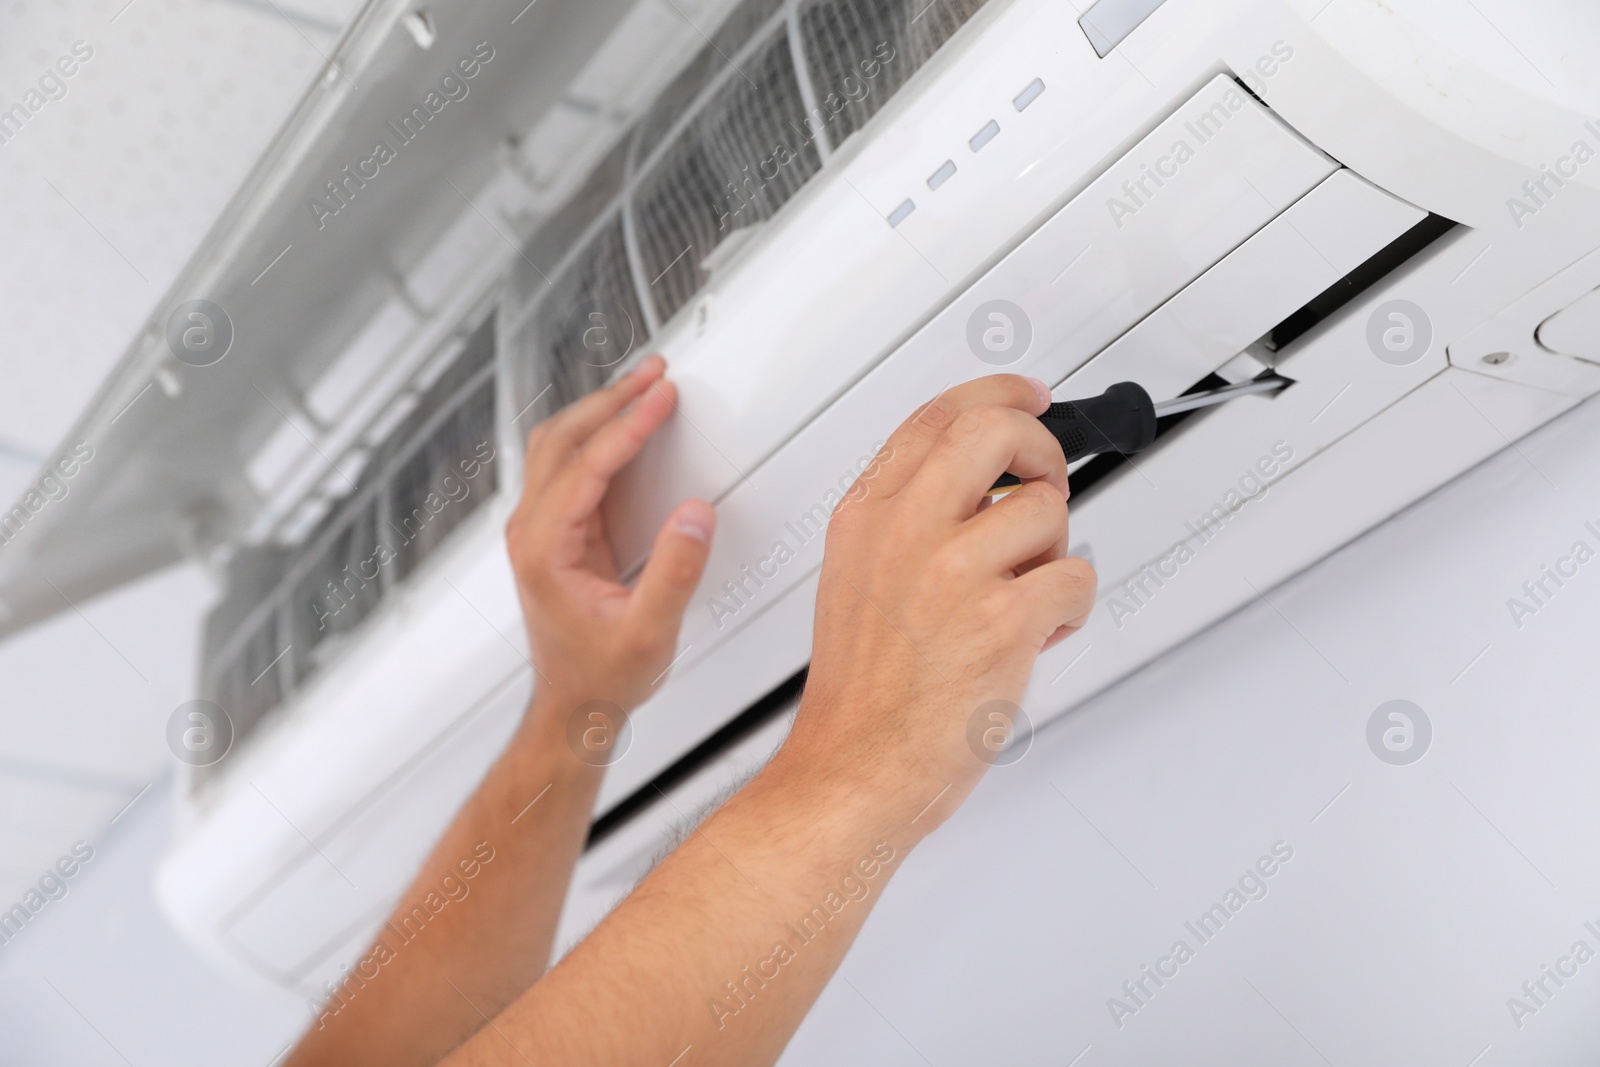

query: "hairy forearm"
xmin=440 ymin=743 xmax=927 ymax=1067
xmin=287 ymin=692 xmax=606 ymax=1067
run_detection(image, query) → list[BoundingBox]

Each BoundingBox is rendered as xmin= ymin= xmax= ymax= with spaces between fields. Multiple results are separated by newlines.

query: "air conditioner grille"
xmin=501 ymin=0 xmax=993 ymax=431
xmin=386 ymin=376 xmax=497 ymax=583
xmin=633 ymin=0 xmax=787 ymax=167
xmin=800 ymin=0 xmax=988 ymax=144
xmin=204 ymin=606 xmax=286 ymax=753
xmin=635 ymin=31 xmax=822 ymax=323
xmin=197 ymin=316 xmax=498 ymax=780
xmin=513 ymin=217 xmax=645 ymax=425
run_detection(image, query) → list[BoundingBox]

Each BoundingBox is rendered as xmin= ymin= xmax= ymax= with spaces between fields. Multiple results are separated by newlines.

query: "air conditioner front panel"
xmin=1059 ymin=170 xmax=1426 ymax=402
xmin=653 ymin=76 xmax=1341 ymax=681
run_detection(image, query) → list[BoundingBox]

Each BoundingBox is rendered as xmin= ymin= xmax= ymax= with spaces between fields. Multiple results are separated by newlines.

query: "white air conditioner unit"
xmin=151 ymin=0 xmax=1600 ymax=1000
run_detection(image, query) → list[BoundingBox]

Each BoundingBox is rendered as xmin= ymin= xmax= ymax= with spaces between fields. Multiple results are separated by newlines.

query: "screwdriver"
xmin=990 ymin=376 xmax=1289 ymax=492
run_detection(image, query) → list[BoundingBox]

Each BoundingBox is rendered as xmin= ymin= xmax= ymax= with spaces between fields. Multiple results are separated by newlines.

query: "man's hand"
xmin=436 ymin=374 xmax=1098 ymax=1067
xmin=506 ymin=353 xmax=715 ymax=712
xmin=783 ymin=373 xmax=1096 ymax=831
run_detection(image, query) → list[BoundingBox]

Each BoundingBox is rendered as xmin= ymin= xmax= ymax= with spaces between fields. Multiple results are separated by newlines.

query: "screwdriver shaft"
xmin=1150 ymin=377 xmax=1287 ymax=418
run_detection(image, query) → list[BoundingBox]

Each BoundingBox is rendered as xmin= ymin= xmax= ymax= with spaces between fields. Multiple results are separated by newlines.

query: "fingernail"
xmin=675 ymin=501 xmax=714 ymax=543
xmin=1025 ymin=376 xmax=1051 ymax=408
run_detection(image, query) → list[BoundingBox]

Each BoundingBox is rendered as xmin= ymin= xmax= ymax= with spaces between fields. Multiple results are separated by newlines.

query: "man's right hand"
xmin=781 ymin=374 xmax=1097 ymax=832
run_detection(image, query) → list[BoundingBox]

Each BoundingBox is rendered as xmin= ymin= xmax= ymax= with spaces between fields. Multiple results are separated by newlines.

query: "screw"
xmin=1482 ymin=351 xmax=1511 ymax=366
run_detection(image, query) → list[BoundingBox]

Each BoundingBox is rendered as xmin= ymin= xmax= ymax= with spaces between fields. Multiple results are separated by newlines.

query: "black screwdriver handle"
xmin=991 ymin=381 xmax=1157 ymax=490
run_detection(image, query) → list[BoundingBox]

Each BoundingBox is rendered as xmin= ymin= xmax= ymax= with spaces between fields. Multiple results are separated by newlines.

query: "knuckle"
xmin=990 ymin=485 xmax=1063 ymax=538
xmin=849 ymin=447 xmax=892 ymax=497
xmin=1013 ymin=481 xmax=1065 ymax=519
xmin=1038 ymin=492 xmax=1070 ymax=531
xmin=1027 ymin=426 xmax=1067 ymax=466
xmin=1062 ymin=554 xmax=1097 ymax=582
xmin=911 ymin=395 xmax=959 ymax=436
xmin=978 ymin=589 xmax=1022 ymax=635
xmin=1055 ymin=558 xmax=1098 ymax=602
xmin=927 ymin=541 xmax=978 ymax=586
xmin=950 ymin=404 xmax=1007 ymax=441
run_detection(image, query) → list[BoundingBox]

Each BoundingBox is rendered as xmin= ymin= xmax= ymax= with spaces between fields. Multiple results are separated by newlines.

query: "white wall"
xmin=0 ymin=0 xmax=363 ymax=508
xmin=0 ymin=562 xmax=214 ymax=913
xmin=0 ymin=775 xmax=306 ymax=1066
xmin=7 ymin=388 xmax=1600 ymax=1063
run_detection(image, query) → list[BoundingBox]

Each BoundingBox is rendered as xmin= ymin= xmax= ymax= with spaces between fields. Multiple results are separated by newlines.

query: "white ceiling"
xmin=0 ymin=0 xmax=365 ymax=503
xmin=0 ymin=0 xmax=365 ymax=912
xmin=0 ymin=0 xmax=753 ymax=931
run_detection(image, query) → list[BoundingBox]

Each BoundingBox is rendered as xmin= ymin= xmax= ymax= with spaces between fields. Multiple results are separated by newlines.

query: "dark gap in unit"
xmin=585 ymin=666 xmax=808 ymax=849
xmin=1068 ymin=208 xmax=1456 ymax=503
xmin=1266 ymin=212 xmax=1457 ymax=352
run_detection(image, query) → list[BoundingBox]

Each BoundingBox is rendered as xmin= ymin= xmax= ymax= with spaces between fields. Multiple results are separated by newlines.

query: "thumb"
xmin=630 ymin=499 xmax=716 ymax=638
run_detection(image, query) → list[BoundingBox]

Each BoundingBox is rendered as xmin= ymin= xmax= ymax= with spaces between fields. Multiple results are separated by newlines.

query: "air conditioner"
xmin=111 ymin=0 xmax=1600 ymax=1001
